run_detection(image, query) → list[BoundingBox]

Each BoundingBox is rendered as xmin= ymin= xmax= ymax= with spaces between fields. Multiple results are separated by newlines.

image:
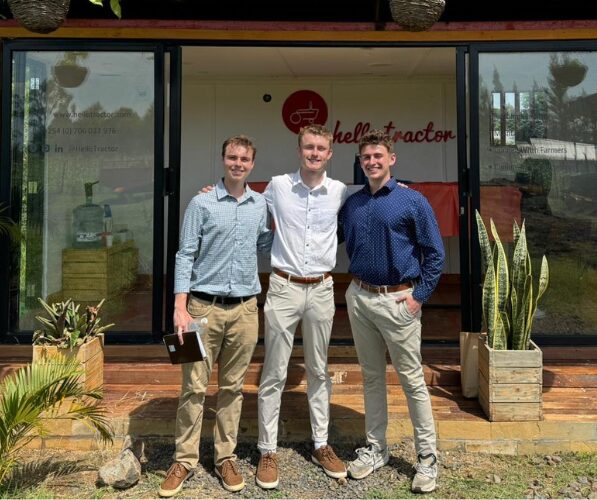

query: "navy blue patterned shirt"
xmin=339 ymin=177 xmax=445 ymax=303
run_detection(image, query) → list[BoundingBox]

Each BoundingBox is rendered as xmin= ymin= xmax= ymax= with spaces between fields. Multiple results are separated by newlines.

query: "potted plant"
xmin=475 ymin=210 xmax=549 ymax=421
xmin=7 ymin=0 xmax=121 ymax=34
xmin=32 ymin=298 xmax=114 ymax=391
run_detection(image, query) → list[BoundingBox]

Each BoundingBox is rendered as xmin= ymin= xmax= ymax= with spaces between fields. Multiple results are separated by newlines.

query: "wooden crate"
xmin=478 ymin=337 xmax=543 ymax=421
xmin=62 ymin=240 xmax=138 ymax=302
xmin=32 ymin=335 xmax=104 ymax=392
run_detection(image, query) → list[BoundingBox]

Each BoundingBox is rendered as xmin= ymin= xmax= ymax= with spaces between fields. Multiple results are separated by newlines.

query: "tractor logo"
xmin=282 ymin=90 xmax=328 ymax=134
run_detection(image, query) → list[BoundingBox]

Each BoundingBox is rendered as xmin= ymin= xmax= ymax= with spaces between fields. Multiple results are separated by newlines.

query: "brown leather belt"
xmin=352 ymin=277 xmax=414 ymax=294
xmin=273 ymin=268 xmax=331 ymax=284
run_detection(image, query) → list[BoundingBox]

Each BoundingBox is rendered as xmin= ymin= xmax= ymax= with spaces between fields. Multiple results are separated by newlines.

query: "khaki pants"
xmin=174 ymin=295 xmax=258 ymax=468
xmin=346 ymin=281 xmax=437 ymax=457
xmin=257 ymin=272 xmax=335 ymax=451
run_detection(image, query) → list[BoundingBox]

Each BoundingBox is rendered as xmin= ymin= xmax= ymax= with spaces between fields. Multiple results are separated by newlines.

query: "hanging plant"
xmin=389 ymin=0 xmax=445 ymax=31
xmin=7 ymin=0 xmax=70 ymax=34
xmin=52 ymin=52 xmax=89 ymax=88
xmin=549 ymin=56 xmax=588 ymax=88
xmin=7 ymin=0 xmax=121 ymax=34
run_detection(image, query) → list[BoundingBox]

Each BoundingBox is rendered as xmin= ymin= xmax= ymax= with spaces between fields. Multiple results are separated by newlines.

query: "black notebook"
xmin=163 ymin=330 xmax=207 ymax=364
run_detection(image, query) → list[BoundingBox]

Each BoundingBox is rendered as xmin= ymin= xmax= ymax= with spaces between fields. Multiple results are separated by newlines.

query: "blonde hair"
xmin=297 ymin=124 xmax=333 ymax=148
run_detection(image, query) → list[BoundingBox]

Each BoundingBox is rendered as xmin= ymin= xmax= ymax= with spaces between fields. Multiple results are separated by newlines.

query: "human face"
xmin=298 ymin=133 xmax=333 ymax=174
xmin=359 ymin=144 xmax=395 ymax=186
xmin=222 ymin=144 xmax=255 ymax=184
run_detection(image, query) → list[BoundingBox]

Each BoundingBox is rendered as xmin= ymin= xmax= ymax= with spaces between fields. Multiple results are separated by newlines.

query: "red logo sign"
xmin=282 ymin=90 xmax=328 ymax=134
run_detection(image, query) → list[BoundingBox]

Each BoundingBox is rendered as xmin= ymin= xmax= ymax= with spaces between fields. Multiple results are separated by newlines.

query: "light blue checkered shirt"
xmin=174 ymin=180 xmax=272 ymax=296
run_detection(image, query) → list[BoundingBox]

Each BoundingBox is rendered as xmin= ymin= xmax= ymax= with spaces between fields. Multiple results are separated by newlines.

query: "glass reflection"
xmin=10 ymin=51 xmax=155 ymax=332
xmin=479 ymin=51 xmax=597 ymax=336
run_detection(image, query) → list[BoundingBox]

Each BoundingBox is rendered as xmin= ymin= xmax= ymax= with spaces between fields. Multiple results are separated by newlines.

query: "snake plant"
xmin=32 ymin=298 xmax=114 ymax=350
xmin=475 ymin=210 xmax=549 ymax=350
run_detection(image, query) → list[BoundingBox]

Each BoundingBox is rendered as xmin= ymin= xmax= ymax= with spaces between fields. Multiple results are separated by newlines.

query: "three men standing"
xmin=161 ymin=127 xmax=444 ymax=496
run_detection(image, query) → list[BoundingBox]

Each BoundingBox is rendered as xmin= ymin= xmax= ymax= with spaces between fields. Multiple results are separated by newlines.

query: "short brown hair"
xmin=358 ymin=129 xmax=394 ymax=154
xmin=221 ymin=135 xmax=256 ymax=160
xmin=297 ymin=124 xmax=333 ymax=148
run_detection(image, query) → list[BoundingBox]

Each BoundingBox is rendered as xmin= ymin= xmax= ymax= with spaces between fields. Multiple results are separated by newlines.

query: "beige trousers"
xmin=346 ymin=281 xmax=437 ymax=457
xmin=174 ymin=295 xmax=258 ymax=468
xmin=257 ymin=272 xmax=335 ymax=451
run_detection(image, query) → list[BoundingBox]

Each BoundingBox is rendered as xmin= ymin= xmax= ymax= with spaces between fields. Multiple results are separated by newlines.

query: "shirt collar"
xmin=364 ymin=177 xmax=397 ymax=195
xmin=291 ymin=170 xmax=329 ymax=193
xmin=216 ymin=178 xmax=255 ymax=203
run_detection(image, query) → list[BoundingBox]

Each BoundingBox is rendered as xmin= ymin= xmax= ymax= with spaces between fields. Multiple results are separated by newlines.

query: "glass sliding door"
xmin=475 ymin=48 xmax=597 ymax=338
xmin=6 ymin=48 xmax=160 ymax=335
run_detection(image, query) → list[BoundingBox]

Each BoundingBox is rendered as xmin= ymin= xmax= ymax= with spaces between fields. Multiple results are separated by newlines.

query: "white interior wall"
xmin=180 ymin=76 xmax=459 ymax=273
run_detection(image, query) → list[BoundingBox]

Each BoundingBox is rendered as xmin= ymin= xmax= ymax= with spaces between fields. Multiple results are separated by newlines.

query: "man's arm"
xmin=412 ymin=198 xmax=445 ymax=304
xmin=173 ymin=197 xmax=204 ymax=343
xmin=257 ymin=208 xmax=274 ymax=254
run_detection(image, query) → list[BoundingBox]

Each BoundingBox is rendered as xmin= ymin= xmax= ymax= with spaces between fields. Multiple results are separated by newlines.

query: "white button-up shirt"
xmin=264 ymin=170 xmax=348 ymax=277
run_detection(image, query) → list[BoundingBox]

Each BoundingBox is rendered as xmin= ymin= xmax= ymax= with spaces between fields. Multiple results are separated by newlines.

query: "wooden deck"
xmin=1 ymin=344 xmax=596 ymax=454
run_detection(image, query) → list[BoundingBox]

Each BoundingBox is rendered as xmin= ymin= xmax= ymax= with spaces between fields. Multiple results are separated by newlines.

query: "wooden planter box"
xmin=478 ymin=337 xmax=543 ymax=421
xmin=62 ymin=240 xmax=138 ymax=302
xmin=32 ymin=334 xmax=104 ymax=392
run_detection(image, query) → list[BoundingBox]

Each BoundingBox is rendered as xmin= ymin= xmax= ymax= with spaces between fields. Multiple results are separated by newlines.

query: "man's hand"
xmin=174 ymin=307 xmax=194 ymax=344
xmin=198 ymin=184 xmax=215 ymax=194
xmin=395 ymin=293 xmax=422 ymax=316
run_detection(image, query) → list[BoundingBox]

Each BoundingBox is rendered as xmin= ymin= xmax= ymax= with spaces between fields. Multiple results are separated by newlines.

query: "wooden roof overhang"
xmin=1 ymin=19 xmax=597 ymax=43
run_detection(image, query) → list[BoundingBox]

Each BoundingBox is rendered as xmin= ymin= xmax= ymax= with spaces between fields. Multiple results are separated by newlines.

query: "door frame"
xmin=0 ymin=40 xmax=169 ymax=343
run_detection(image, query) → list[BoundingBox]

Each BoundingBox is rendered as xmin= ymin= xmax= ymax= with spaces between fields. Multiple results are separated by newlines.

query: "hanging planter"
xmin=52 ymin=52 xmax=89 ymax=88
xmin=550 ymin=58 xmax=588 ymax=88
xmin=7 ymin=0 xmax=71 ymax=34
xmin=53 ymin=63 xmax=89 ymax=88
xmin=389 ymin=0 xmax=445 ymax=31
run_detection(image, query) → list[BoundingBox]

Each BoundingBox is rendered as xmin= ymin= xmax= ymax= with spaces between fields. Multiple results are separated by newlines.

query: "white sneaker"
xmin=347 ymin=444 xmax=389 ymax=480
xmin=411 ymin=453 xmax=438 ymax=493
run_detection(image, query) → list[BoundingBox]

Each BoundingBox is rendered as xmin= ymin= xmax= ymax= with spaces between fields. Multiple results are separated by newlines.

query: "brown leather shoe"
xmin=215 ymin=459 xmax=245 ymax=492
xmin=256 ymin=451 xmax=279 ymax=489
xmin=158 ymin=462 xmax=193 ymax=497
xmin=312 ymin=444 xmax=347 ymax=479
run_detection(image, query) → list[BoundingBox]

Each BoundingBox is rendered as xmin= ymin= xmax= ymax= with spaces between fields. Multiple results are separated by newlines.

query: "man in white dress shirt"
xmin=255 ymin=124 xmax=348 ymax=489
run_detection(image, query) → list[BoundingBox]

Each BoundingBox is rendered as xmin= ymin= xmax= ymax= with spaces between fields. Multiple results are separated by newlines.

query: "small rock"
xmin=578 ymin=477 xmax=589 ymax=484
xmin=337 ymin=477 xmax=348 ymax=486
xmin=551 ymin=456 xmax=562 ymax=464
xmin=97 ymin=448 xmax=142 ymax=489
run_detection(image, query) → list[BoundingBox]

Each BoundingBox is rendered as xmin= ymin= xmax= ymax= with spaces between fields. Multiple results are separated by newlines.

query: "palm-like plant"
xmin=0 ymin=356 xmax=113 ymax=484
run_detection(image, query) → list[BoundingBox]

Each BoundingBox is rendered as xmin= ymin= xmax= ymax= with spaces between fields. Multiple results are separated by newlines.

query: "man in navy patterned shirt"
xmin=339 ymin=130 xmax=444 ymax=494
xmin=159 ymin=136 xmax=272 ymax=497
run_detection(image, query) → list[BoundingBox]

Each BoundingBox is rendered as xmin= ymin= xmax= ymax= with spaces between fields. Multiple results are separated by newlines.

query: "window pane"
xmin=478 ymin=51 xmax=597 ymax=337
xmin=10 ymin=51 xmax=155 ymax=333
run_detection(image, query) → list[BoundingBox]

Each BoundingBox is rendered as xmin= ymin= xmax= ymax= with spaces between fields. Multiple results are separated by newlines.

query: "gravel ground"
xmin=7 ymin=439 xmax=596 ymax=498
xmin=147 ymin=439 xmax=419 ymax=499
